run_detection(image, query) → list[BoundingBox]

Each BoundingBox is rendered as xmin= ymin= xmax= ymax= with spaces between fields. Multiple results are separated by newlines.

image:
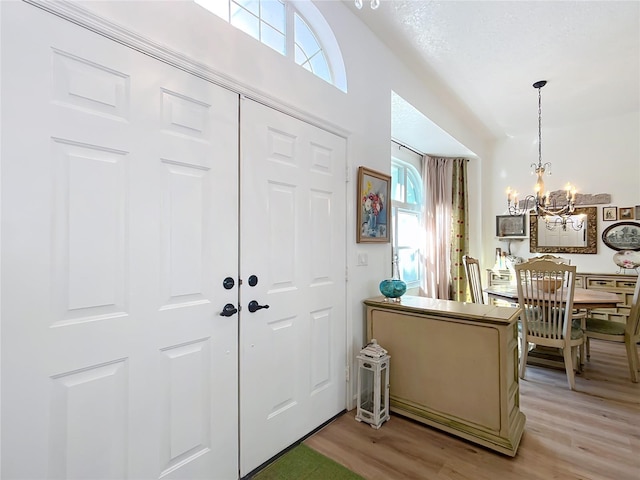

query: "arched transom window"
xmin=195 ymin=0 xmax=346 ymax=91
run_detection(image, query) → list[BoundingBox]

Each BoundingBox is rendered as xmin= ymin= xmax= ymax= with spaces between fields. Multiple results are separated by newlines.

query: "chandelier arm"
xmin=506 ymin=195 xmax=537 ymax=216
xmin=543 ymin=213 xmax=584 ymax=232
xmin=538 ymin=204 xmax=570 ymax=217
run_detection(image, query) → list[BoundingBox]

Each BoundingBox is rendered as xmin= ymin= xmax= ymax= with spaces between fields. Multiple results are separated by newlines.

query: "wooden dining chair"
xmin=528 ymin=254 xmax=571 ymax=265
xmin=530 ymin=255 xmax=584 ymax=334
xmin=515 ymin=260 xmax=584 ymax=390
xmin=463 ymin=255 xmax=484 ymax=304
xmin=583 ymin=274 xmax=640 ymax=382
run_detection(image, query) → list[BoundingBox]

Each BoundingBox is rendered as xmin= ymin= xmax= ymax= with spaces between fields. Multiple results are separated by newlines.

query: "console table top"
xmin=364 ymin=295 xmax=520 ymax=325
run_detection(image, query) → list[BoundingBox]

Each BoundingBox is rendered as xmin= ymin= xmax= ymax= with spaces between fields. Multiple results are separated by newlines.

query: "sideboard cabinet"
xmin=363 ymin=296 xmax=525 ymax=456
xmin=487 ymin=268 xmax=512 ymax=287
xmin=576 ymin=273 xmax=637 ymax=324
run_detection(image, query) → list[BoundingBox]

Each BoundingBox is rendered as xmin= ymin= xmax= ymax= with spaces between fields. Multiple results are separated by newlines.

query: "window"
xmin=229 ymin=0 xmax=286 ymax=55
xmin=195 ymin=0 xmax=346 ymax=91
xmin=294 ymin=14 xmax=331 ymax=83
xmin=391 ymin=157 xmax=423 ymax=289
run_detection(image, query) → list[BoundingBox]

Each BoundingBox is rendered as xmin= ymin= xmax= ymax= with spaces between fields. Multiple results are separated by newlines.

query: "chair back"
xmin=515 ymin=260 xmax=577 ymax=345
xmin=463 ymin=255 xmax=484 ymax=304
xmin=626 ymin=274 xmax=640 ymax=338
xmin=528 ymin=254 xmax=571 ymax=265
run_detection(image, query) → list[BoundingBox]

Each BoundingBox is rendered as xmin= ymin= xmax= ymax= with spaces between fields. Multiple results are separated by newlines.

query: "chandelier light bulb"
xmin=371 ymin=0 xmax=380 ymax=9
xmin=355 ymin=0 xmax=363 ymax=9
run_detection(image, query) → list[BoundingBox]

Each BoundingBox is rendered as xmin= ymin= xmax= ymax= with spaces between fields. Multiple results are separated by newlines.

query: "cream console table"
xmin=364 ymin=295 xmax=525 ymax=456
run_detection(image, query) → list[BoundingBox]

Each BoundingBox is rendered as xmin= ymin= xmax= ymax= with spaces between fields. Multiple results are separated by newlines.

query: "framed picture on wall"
xmin=357 ymin=166 xmax=391 ymax=243
xmin=603 ymin=206 xmax=617 ymax=221
xmin=619 ymin=207 xmax=634 ymax=220
xmin=496 ymin=215 xmax=526 ymax=237
xmin=602 ymin=222 xmax=640 ymax=251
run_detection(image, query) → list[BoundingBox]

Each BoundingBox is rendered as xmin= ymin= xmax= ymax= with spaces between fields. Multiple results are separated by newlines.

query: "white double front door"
xmin=1 ymin=2 xmax=346 ymax=479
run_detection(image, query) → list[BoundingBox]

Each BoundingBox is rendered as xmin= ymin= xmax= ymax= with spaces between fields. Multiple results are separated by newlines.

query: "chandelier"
xmin=506 ymin=80 xmax=583 ymax=231
xmin=355 ymin=0 xmax=380 ymax=9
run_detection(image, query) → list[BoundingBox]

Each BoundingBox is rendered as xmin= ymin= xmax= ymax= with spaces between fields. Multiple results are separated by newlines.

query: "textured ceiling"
xmin=345 ymin=0 xmax=640 ymax=156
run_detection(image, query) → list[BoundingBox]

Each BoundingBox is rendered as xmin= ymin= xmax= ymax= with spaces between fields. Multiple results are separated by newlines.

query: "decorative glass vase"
xmin=379 ymin=254 xmax=407 ymax=302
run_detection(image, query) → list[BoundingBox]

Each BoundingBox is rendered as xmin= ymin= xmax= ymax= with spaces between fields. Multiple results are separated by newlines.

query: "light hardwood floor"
xmin=305 ymin=340 xmax=640 ymax=480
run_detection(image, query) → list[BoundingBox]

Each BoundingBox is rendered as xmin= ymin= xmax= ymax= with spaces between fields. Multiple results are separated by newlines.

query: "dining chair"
xmin=583 ymin=274 xmax=640 ymax=382
xmin=515 ymin=260 xmax=584 ymax=390
xmin=528 ymin=254 xmax=571 ymax=265
xmin=463 ymin=255 xmax=484 ymax=304
xmin=529 ymin=254 xmax=584 ymax=335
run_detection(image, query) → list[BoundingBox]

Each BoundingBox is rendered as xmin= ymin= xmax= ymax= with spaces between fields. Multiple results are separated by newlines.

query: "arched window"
xmin=391 ymin=157 xmax=423 ymax=290
xmin=195 ymin=0 xmax=347 ymax=91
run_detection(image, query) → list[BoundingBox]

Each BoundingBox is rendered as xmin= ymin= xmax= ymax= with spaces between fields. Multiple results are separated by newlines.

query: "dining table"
xmin=484 ymin=284 xmax=619 ymax=310
xmin=484 ymin=284 xmax=620 ymax=370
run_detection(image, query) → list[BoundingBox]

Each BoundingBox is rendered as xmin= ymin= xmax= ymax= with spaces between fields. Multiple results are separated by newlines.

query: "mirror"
xmin=529 ymin=206 xmax=597 ymax=254
xmin=537 ymin=215 xmax=586 ymax=247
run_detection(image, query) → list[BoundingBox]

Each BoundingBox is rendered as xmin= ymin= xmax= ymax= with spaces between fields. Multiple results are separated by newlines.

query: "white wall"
xmin=314 ymin=2 xmax=492 ymax=384
xmin=485 ymin=111 xmax=640 ymax=273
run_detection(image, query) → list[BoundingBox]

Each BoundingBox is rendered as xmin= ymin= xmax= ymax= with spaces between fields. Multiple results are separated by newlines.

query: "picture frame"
xmin=602 ymin=221 xmax=640 ymax=251
xmin=636 ymin=206 xmax=640 ymax=221
xmin=496 ymin=215 xmax=526 ymax=238
xmin=603 ymin=206 xmax=617 ymax=221
xmin=357 ymin=166 xmax=391 ymax=243
xmin=619 ymin=207 xmax=634 ymax=220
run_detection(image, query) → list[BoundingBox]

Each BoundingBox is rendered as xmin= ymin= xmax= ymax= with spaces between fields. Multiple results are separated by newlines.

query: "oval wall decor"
xmin=602 ymin=221 xmax=640 ymax=251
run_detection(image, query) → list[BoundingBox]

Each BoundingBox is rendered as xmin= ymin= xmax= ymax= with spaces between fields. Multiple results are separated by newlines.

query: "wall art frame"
xmin=603 ymin=206 xmax=617 ymax=221
xmin=602 ymin=221 xmax=640 ymax=251
xmin=496 ymin=215 xmax=526 ymax=238
xmin=357 ymin=166 xmax=391 ymax=243
xmin=619 ymin=207 xmax=634 ymax=220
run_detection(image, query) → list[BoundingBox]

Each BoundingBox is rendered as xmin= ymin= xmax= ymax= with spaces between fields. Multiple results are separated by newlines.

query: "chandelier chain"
xmin=538 ymin=86 xmax=542 ymax=168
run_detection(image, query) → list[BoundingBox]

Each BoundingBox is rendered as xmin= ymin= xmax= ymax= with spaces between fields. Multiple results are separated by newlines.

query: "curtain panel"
xmin=451 ymin=159 xmax=469 ymax=302
xmin=421 ymin=156 xmax=469 ymax=300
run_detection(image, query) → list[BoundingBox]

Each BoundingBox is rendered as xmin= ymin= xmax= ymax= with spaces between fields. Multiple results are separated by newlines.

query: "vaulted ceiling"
xmin=345 ymin=0 xmax=640 ymax=156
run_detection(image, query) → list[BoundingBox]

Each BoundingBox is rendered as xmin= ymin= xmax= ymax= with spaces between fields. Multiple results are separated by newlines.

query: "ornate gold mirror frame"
xmin=529 ymin=206 xmax=598 ymax=254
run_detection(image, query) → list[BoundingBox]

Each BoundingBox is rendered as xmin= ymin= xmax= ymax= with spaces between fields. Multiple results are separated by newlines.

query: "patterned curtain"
xmin=421 ymin=156 xmax=469 ymax=300
xmin=450 ymin=159 xmax=469 ymax=302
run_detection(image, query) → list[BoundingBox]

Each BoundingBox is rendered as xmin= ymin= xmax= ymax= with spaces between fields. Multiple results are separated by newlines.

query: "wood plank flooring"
xmin=305 ymin=340 xmax=640 ymax=480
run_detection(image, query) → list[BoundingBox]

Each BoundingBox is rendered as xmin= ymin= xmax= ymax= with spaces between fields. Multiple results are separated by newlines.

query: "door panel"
xmin=1 ymin=3 xmax=238 ymax=479
xmin=239 ymin=99 xmax=347 ymax=475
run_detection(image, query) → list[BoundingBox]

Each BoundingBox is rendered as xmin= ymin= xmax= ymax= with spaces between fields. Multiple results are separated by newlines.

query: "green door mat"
xmin=250 ymin=444 xmax=364 ymax=480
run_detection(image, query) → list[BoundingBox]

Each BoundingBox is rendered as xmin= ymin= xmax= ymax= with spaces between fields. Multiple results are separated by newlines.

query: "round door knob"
xmin=220 ymin=303 xmax=238 ymax=317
